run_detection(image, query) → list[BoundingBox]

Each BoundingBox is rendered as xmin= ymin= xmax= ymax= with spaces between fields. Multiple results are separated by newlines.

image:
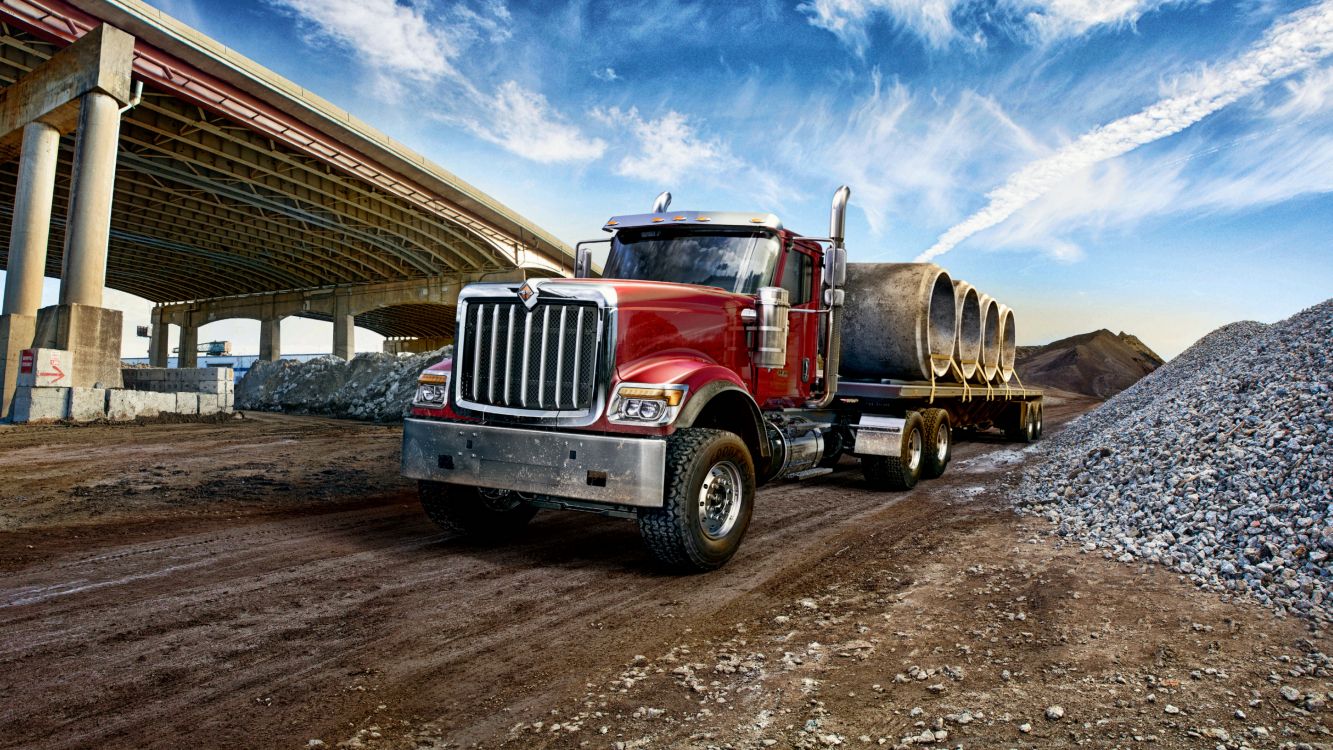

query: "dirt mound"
xmin=1015 ymin=329 xmax=1163 ymax=398
xmin=236 ymin=347 xmax=451 ymax=421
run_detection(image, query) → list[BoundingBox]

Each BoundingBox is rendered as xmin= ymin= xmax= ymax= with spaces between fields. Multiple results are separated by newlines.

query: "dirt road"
xmin=1 ymin=401 xmax=1328 ymax=749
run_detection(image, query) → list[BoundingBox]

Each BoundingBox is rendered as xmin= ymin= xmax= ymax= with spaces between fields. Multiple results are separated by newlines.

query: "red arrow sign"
xmin=39 ymin=356 xmax=65 ymax=384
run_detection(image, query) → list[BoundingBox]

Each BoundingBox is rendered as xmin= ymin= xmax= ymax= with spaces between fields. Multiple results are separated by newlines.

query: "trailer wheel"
xmin=862 ymin=411 xmax=925 ymax=491
xmin=418 ymin=480 xmax=537 ymax=540
xmin=638 ymin=428 xmax=755 ymax=572
xmin=1004 ymin=403 xmax=1037 ymax=443
xmin=920 ymin=408 xmax=952 ymax=479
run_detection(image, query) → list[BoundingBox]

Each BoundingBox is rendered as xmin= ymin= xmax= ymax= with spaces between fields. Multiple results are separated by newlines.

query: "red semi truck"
xmin=401 ymin=188 xmax=1042 ymax=571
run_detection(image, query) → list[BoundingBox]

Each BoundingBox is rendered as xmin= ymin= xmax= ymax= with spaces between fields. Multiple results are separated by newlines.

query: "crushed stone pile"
xmin=1016 ymin=300 xmax=1332 ymax=624
xmin=236 ymin=347 xmax=452 ymax=422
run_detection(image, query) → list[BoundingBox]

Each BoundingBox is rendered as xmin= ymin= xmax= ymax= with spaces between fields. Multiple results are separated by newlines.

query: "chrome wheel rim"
xmin=907 ymin=429 xmax=923 ymax=472
xmin=698 ymin=460 xmax=743 ymax=539
xmin=936 ymin=422 xmax=950 ymax=461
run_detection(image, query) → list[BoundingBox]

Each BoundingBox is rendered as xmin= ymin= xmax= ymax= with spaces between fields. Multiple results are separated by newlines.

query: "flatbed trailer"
xmin=833 ymin=379 xmax=1043 ymax=440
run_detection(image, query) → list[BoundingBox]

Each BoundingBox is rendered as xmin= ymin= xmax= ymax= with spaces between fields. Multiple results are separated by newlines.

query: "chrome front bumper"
xmin=401 ymin=419 xmax=667 ymax=508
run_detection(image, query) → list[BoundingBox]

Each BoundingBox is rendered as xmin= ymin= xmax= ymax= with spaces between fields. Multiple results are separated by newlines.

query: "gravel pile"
xmin=236 ymin=347 xmax=451 ymax=422
xmin=1017 ymin=300 xmax=1332 ymax=624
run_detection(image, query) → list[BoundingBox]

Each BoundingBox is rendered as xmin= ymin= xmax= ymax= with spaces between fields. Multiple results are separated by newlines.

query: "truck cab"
xmin=402 ymin=190 xmax=851 ymax=571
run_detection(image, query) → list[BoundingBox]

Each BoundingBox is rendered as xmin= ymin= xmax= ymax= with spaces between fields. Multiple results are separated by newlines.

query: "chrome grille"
xmin=458 ymin=300 xmax=600 ymax=412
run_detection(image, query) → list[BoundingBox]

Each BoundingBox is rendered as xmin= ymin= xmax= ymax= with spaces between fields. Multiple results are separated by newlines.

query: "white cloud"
xmin=799 ymin=0 xmax=1197 ymax=51
xmin=463 ymin=81 xmax=607 ymax=164
xmin=780 ymin=71 xmax=1045 ymax=239
xmin=798 ymin=0 xmax=961 ymax=52
xmin=593 ymin=67 xmax=619 ymax=82
xmin=268 ymin=0 xmax=465 ymax=82
xmin=270 ymin=0 xmax=607 ymax=165
xmin=594 ymin=108 xmax=732 ymax=183
xmin=979 ymin=119 xmax=1333 ymax=260
xmin=1012 ymin=0 xmax=1189 ymax=41
xmin=591 ymin=107 xmax=787 ymax=206
xmin=1269 ymin=65 xmax=1333 ymax=119
xmin=917 ymin=0 xmax=1333 ymax=262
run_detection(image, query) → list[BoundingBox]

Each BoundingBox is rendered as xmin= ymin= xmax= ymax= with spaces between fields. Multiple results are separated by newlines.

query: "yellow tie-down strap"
xmin=959 ymin=359 xmax=981 ymax=402
xmin=927 ymin=354 xmax=959 ymax=404
xmin=949 ymin=360 xmax=972 ymax=402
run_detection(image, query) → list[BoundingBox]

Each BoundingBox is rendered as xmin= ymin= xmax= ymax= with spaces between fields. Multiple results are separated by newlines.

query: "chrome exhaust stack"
xmin=810 ymin=186 xmax=850 ymax=409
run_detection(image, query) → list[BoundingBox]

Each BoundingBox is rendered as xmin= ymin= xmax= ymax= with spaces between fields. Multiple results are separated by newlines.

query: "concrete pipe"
xmin=952 ymin=280 xmax=982 ymax=382
xmin=978 ymin=294 xmax=1000 ymax=383
xmin=841 ymin=263 xmax=957 ymax=381
xmin=997 ymin=304 xmax=1017 ymax=384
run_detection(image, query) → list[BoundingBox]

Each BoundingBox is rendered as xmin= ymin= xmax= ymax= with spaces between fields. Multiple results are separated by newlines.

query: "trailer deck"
xmin=835 ymin=379 xmax=1042 ymax=403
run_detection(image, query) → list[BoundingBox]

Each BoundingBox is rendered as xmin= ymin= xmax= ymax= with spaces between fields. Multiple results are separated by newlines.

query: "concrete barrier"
xmin=12 ymin=385 xmax=70 ymax=422
xmin=68 ymin=387 xmax=107 ymax=421
xmin=121 ymin=366 xmax=233 ymax=393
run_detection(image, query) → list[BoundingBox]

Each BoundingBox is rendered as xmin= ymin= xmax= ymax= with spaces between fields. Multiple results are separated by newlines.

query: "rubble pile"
xmin=236 ymin=347 xmax=451 ymax=422
xmin=1017 ymin=300 xmax=1332 ymax=623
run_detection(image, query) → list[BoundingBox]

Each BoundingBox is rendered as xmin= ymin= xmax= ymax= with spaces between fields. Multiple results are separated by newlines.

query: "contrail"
xmin=916 ymin=0 xmax=1333 ymax=263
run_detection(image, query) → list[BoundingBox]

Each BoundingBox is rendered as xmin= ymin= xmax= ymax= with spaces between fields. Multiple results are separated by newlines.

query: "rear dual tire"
xmin=863 ymin=411 xmax=925 ymax=491
xmin=920 ymin=408 xmax=952 ymax=479
xmin=1004 ymin=401 xmax=1042 ymax=443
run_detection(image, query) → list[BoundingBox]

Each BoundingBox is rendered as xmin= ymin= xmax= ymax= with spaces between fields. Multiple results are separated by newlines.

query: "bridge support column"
xmin=332 ymin=293 xmax=354 ymax=360
xmin=148 ymin=309 xmax=169 ymax=367
xmin=60 ymin=91 xmax=121 ymax=308
xmin=259 ymin=317 xmax=282 ymax=362
xmin=178 ymin=319 xmax=198 ymax=368
xmin=1 ymin=121 xmax=61 ymax=420
xmin=4 ymin=122 xmax=60 ymax=316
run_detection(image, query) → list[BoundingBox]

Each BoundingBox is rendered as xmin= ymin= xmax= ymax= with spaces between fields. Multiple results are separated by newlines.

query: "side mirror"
xmin=575 ymin=245 xmax=591 ymax=278
xmin=753 ymin=286 xmax=790 ymax=369
xmin=822 ymin=246 xmax=845 ymax=290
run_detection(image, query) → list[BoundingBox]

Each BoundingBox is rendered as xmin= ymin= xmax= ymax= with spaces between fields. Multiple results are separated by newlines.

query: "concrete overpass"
xmin=0 ymin=0 xmax=572 ymax=417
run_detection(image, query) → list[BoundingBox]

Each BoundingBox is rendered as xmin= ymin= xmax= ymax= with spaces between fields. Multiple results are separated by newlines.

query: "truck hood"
xmin=517 ymin=278 xmax=753 ymax=383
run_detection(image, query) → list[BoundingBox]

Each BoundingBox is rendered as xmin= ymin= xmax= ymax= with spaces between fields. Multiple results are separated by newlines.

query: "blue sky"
xmin=14 ymin=0 xmax=1333 ymax=359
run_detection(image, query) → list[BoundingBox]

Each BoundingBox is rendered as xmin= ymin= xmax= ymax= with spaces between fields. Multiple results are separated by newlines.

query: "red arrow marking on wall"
xmin=39 ymin=360 xmax=65 ymax=384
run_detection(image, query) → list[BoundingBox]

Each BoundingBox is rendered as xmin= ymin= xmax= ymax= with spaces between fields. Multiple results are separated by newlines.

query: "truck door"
xmin=755 ymin=242 xmax=819 ymax=408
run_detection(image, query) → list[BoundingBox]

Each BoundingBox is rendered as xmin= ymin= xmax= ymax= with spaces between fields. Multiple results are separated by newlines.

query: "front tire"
xmin=638 ymin=428 xmax=755 ymax=572
xmin=863 ymin=411 xmax=925 ymax=491
xmin=419 ymin=480 xmax=537 ymax=541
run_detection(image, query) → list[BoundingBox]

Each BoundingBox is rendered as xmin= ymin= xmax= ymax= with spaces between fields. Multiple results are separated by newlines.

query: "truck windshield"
xmin=603 ymin=228 xmax=780 ymax=294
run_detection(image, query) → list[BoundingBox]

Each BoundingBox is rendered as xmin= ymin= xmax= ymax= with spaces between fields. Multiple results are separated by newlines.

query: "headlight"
xmin=609 ymin=384 xmax=686 ymax=426
xmin=413 ymin=372 xmax=449 ymax=408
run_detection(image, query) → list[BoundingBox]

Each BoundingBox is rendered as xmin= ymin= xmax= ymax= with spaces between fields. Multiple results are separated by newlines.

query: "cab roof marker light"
xmin=696 ymin=217 xmax=711 ymax=222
